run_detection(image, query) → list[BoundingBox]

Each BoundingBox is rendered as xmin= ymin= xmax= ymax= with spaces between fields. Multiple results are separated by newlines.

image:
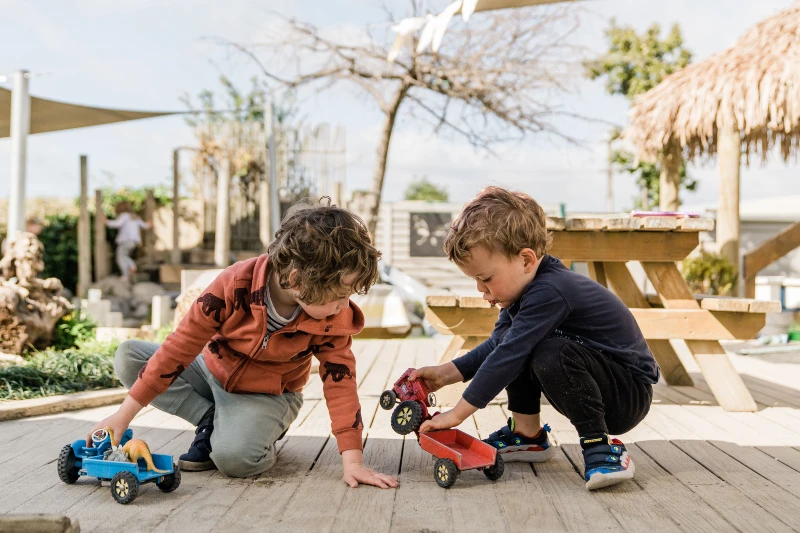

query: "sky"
xmin=1 ymin=0 xmax=798 ymax=214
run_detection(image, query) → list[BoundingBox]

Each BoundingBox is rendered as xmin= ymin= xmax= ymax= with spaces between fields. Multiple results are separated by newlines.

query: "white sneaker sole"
xmin=497 ymin=444 xmax=556 ymax=463
xmin=585 ymin=456 xmax=635 ymax=490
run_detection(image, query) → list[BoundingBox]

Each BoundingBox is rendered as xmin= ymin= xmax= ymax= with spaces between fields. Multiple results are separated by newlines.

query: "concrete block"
xmin=151 ymin=295 xmax=173 ymax=329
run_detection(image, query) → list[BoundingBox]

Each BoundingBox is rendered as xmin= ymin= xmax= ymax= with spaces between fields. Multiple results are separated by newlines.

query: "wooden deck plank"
xmin=637 ymin=441 xmax=795 ymax=533
xmin=390 ymin=339 xmax=452 ymax=533
xmin=675 ymin=440 xmax=800 ymax=529
xmin=474 ymin=405 xmax=568 ymax=533
xmin=624 ymin=443 xmax=738 ymax=533
xmin=329 ymin=339 xmax=415 ymax=533
xmin=444 ymin=414 xmax=511 ymax=533
xmin=272 ymin=340 xmax=406 ymax=532
xmin=501 ymin=406 xmax=625 ymax=532
xmin=560 ymin=443 xmax=693 ymax=533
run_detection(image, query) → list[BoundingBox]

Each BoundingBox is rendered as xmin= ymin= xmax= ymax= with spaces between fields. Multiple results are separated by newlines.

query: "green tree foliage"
xmin=404 ymin=176 xmax=449 ymax=202
xmin=585 ymin=21 xmax=695 ymax=208
xmin=39 ymin=213 xmax=80 ymax=294
xmin=99 ymin=182 xmax=172 ymax=217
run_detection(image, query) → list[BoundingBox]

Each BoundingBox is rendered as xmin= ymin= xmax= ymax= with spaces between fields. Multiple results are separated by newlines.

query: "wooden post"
xmin=144 ymin=188 xmax=155 ymax=266
xmin=77 ymin=155 xmax=91 ymax=297
xmin=171 ymin=148 xmax=181 ymax=264
xmin=93 ymin=189 xmax=109 ymax=280
xmin=659 ymin=141 xmax=681 ymax=212
xmin=717 ymin=125 xmax=741 ymax=292
xmin=214 ymin=156 xmax=231 ymax=268
xmin=259 ymin=175 xmax=270 ymax=250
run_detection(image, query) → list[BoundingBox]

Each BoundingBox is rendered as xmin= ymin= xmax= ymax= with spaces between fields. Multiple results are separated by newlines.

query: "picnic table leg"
xmin=587 ymin=262 xmax=608 ymax=287
xmin=436 ymin=335 xmax=488 ymax=406
xmin=641 ymin=262 xmax=757 ymax=412
xmin=602 ymin=262 xmax=694 ymax=386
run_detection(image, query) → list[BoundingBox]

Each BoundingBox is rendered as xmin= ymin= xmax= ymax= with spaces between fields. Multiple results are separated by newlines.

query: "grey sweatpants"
xmin=115 ymin=340 xmax=303 ymax=478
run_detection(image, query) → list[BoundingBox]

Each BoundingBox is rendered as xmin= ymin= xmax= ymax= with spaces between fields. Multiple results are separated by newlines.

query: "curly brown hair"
xmin=444 ymin=186 xmax=552 ymax=265
xmin=267 ymin=201 xmax=381 ymax=305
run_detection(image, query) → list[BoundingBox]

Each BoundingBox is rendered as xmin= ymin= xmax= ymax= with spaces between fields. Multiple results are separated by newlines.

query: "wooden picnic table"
xmin=425 ymin=215 xmax=782 ymax=413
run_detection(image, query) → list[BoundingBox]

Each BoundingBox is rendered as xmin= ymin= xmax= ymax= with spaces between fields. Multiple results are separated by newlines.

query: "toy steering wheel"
xmin=91 ymin=428 xmax=110 ymax=444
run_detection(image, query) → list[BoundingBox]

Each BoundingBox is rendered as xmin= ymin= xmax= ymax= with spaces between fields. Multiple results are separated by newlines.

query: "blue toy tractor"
xmin=57 ymin=427 xmax=180 ymax=504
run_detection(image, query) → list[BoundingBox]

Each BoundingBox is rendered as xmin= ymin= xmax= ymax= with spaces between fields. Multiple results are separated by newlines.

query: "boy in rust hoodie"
xmin=87 ymin=203 xmax=398 ymax=489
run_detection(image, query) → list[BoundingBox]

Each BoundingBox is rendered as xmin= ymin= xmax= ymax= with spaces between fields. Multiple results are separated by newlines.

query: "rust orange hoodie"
xmin=128 ymin=254 xmax=365 ymax=452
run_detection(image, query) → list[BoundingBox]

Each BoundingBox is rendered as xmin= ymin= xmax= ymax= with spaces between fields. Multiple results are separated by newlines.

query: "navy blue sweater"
xmin=452 ymin=255 xmax=659 ymax=409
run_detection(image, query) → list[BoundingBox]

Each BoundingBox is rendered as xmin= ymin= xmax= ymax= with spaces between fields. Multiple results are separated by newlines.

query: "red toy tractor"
xmin=380 ymin=367 xmax=504 ymax=488
xmin=380 ymin=368 xmax=437 ymax=435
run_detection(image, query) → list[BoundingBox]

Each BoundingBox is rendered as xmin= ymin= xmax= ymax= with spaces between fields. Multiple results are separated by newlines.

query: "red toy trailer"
xmin=419 ymin=429 xmax=504 ymax=488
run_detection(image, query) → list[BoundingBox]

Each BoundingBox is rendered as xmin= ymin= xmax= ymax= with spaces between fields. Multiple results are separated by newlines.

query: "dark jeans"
xmin=506 ymin=337 xmax=653 ymax=437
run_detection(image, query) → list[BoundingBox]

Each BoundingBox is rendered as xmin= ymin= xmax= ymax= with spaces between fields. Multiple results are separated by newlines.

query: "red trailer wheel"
xmin=434 ymin=458 xmax=459 ymax=488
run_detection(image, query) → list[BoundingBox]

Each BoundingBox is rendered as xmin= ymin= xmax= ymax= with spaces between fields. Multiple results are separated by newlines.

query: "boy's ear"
xmin=520 ymin=248 xmax=538 ymax=272
xmin=288 ymin=269 xmax=299 ymax=287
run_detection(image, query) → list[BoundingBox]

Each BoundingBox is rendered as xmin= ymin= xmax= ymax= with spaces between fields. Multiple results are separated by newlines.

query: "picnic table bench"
xmin=425 ymin=215 xmax=782 ymax=413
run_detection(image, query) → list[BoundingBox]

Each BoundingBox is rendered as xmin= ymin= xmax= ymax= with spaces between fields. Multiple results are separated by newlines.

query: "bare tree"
xmin=221 ymin=3 xmax=583 ymax=237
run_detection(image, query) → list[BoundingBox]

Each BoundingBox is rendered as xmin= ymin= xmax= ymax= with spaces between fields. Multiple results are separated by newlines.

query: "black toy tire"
xmin=110 ymin=471 xmax=139 ymax=504
xmin=156 ymin=463 xmax=181 ymax=493
xmin=380 ymin=390 xmax=397 ymax=410
xmin=391 ymin=400 xmax=422 ymax=435
xmin=57 ymin=444 xmax=80 ymax=484
xmin=434 ymin=458 xmax=459 ymax=488
xmin=483 ymin=453 xmax=505 ymax=481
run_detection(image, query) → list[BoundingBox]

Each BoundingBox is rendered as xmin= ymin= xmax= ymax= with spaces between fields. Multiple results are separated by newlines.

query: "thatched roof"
xmin=625 ymin=2 xmax=800 ymax=163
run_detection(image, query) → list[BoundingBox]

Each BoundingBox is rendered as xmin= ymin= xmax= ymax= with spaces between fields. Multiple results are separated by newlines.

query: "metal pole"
xmin=78 ymin=155 xmax=92 ymax=297
xmin=214 ymin=156 xmax=231 ymax=268
xmin=171 ymin=148 xmax=181 ymax=264
xmin=606 ymin=137 xmax=614 ymax=213
xmin=267 ymin=102 xmax=280 ymax=236
xmin=8 ymin=70 xmax=30 ymax=238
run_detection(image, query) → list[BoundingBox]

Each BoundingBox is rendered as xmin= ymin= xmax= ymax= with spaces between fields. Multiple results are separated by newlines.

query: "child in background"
xmin=106 ymin=201 xmax=150 ymax=281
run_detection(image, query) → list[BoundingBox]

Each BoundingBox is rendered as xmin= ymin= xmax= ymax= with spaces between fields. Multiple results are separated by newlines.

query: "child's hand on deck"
xmin=409 ymin=362 xmax=463 ymax=392
xmin=342 ymin=449 xmax=399 ymax=489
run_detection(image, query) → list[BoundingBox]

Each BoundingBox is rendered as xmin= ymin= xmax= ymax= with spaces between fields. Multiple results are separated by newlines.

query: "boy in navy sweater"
xmin=411 ymin=187 xmax=658 ymax=490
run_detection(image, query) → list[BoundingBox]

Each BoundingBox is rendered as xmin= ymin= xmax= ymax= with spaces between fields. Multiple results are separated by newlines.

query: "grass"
xmin=0 ymin=338 xmax=121 ymax=401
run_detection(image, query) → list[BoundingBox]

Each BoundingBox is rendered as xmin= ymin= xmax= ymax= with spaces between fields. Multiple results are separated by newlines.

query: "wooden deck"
xmin=2 ymin=338 xmax=800 ymax=532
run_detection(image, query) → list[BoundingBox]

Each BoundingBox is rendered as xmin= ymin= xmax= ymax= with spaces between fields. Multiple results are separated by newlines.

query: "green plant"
xmin=682 ymin=252 xmax=738 ymax=296
xmin=154 ymin=325 xmax=174 ymax=343
xmin=404 ymin=176 xmax=448 ymax=202
xmin=38 ymin=213 xmax=80 ymax=294
xmin=0 ymin=338 xmax=120 ymax=401
xmin=51 ymin=312 xmax=96 ymax=351
xmin=98 ymin=182 xmax=172 ymax=217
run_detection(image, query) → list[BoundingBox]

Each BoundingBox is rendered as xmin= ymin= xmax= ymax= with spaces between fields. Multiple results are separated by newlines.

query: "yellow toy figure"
xmin=106 ymin=427 xmax=169 ymax=474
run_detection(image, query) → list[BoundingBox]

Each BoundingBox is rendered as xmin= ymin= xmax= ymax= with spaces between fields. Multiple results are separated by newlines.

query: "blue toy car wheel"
xmin=156 ymin=463 xmax=181 ymax=493
xmin=57 ymin=444 xmax=80 ymax=484
xmin=110 ymin=471 xmax=139 ymax=504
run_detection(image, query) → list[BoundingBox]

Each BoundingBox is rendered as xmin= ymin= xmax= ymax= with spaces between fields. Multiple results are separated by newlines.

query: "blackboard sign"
xmin=410 ymin=212 xmax=452 ymax=257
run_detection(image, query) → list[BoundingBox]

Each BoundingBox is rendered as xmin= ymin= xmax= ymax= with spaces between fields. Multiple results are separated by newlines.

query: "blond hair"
xmin=444 ymin=186 xmax=552 ymax=265
xmin=267 ymin=201 xmax=381 ymax=305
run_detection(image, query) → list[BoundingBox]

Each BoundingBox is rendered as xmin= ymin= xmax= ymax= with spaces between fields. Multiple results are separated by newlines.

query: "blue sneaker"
xmin=582 ymin=435 xmax=635 ymax=490
xmin=483 ymin=418 xmax=555 ymax=463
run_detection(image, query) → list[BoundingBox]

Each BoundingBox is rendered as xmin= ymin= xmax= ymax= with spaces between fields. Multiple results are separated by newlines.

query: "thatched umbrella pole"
xmin=716 ymin=124 xmax=741 ymax=267
xmin=659 ymin=141 xmax=681 ymax=211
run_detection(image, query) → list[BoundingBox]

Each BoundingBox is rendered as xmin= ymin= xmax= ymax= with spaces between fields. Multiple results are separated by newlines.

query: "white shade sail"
xmin=0 ymin=87 xmax=175 ymax=138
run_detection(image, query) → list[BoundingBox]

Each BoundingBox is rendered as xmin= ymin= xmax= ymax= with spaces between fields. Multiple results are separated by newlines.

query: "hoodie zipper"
xmin=262 ymin=334 xmax=269 ymax=350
